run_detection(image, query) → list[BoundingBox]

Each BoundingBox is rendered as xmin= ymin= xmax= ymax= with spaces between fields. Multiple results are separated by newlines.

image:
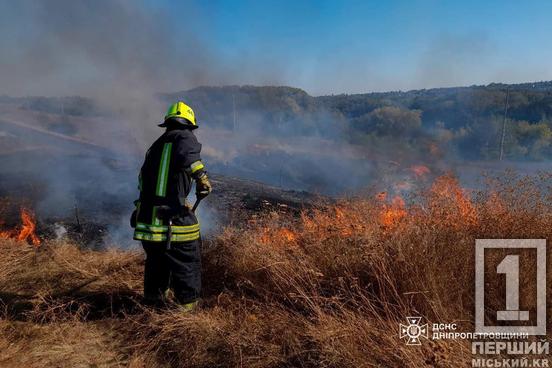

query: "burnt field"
xmin=0 ymin=107 xmax=324 ymax=248
xmin=0 ymin=164 xmax=322 ymax=248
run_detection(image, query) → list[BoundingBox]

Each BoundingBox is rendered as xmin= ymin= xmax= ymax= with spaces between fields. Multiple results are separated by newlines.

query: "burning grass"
xmin=0 ymin=172 xmax=551 ymax=367
xmin=0 ymin=207 xmax=41 ymax=246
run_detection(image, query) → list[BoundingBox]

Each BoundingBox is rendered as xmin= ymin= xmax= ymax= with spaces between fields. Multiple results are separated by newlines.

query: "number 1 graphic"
xmin=496 ymin=255 xmax=529 ymax=321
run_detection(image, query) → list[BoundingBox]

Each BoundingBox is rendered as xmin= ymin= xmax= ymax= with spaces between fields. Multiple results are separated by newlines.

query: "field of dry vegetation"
xmin=1 ymin=173 xmax=551 ymax=367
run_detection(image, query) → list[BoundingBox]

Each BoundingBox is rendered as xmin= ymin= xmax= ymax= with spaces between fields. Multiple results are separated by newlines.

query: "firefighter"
xmin=131 ymin=101 xmax=212 ymax=311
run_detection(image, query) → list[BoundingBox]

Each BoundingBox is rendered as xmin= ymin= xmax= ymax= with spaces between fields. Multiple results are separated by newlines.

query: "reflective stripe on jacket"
xmin=133 ymin=127 xmax=204 ymax=242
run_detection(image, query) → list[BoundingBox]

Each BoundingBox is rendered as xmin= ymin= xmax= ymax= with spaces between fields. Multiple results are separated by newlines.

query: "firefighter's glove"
xmin=195 ymin=173 xmax=212 ymax=198
xmin=184 ymin=199 xmax=193 ymax=211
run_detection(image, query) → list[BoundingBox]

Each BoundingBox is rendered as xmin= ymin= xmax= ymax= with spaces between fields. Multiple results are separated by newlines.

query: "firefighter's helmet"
xmin=159 ymin=101 xmax=197 ymax=129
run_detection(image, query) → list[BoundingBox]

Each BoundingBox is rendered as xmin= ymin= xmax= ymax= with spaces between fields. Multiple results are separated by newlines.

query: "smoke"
xmin=0 ymin=1 xmax=219 ymax=94
xmin=0 ymin=0 xmax=238 ymax=145
xmin=0 ymin=1 xmax=524 ymax=248
xmin=0 ymin=0 xmax=241 ymax=247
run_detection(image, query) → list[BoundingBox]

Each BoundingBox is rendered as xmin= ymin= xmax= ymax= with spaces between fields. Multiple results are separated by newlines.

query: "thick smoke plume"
xmin=0 ymin=0 xmax=234 ymax=144
xmin=0 ymin=0 xmax=233 ymax=246
xmin=0 ymin=1 xmax=220 ymax=94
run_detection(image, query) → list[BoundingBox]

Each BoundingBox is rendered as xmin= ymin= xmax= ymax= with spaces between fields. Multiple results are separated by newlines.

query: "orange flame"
xmin=0 ymin=208 xmax=41 ymax=246
xmin=279 ymin=228 xmax=297 ymax=242
xmin=335 ymin=206 xmax=345 ymax=219
xmin=259 ymin=227 xmax=298 ymax=245
xmin=429 ymin=175 xmax=477 ymax=227
xmin=380 ymin=195 xmax=407 ymax=227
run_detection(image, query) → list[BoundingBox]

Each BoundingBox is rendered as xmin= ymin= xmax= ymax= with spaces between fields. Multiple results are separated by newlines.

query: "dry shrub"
xmin=0 ymin=240 xmax=143 ymax=322
xmin=126 ymin=302 xmax=308 ymax=368
xmin=0 ymin=319 xmax=127 ymax=368
xmin=1 ymin=172 xmax=551 ymax=367
xmin=130 ymin=173 xmax=551 ymax=367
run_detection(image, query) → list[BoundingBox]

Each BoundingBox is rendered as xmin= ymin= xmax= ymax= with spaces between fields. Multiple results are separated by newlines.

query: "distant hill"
xmin=163 ymin=82 xmax=552 ymax=161
xmin=6 ymin=81 xmax=552 ymax=161
xmin=318 ymin=81 xmax=552 ymax=127
xmin=161 ymin=86 xmax=344 ymax=138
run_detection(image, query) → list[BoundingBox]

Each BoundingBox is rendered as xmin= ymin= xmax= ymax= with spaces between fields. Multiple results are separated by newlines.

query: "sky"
xmin=2 ymin=0 xmax=552 ymax=96
xmin=179 ymin=0 xmax=552 ymax=95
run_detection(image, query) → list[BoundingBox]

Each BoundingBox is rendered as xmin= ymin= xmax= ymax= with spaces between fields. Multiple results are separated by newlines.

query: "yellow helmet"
xmin=159 ymin=101 xmax=197 ymax=128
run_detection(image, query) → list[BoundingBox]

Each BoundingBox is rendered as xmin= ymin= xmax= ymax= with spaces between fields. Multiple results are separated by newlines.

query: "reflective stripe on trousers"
xmin=134 ymin=222 xmax=200 ymax=242
xmin=134 ymin=231 xmax=200 ymax=242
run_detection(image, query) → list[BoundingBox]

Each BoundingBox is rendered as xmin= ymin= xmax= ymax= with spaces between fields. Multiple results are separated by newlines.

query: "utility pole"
xmin=232 ymin=93 xmax=237 ymax=132
xmin=499 ymin=87 xmax=510 ymax=161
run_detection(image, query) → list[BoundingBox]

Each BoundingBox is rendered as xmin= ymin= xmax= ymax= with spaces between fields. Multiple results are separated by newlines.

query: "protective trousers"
xmin=141 ymin=239 xmax=201 ymax=305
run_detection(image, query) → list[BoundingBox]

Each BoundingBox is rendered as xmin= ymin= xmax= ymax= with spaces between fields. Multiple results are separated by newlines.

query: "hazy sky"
xmin=189 ymin=0 xmax=552 ymax=94
xmin=2 ymin=0 xmax=552 ymax=96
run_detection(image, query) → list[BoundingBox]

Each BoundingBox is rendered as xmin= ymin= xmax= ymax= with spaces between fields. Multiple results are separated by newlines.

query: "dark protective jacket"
xmin=133 ymin=126 xmax=206 ymax=242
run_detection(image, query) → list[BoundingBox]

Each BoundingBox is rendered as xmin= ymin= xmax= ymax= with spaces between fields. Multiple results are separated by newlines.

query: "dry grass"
xmin=0 ymin=172 xmax=551 ymax=367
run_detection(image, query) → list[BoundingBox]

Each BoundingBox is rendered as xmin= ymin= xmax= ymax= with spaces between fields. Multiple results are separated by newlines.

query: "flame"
xmin=279 ymin=228 xmax=297 ymax=242
xmin=0 ymin=208 xmax=41 ymax=246
xmin=429 ymin=175 xmax=477 ymax=227
xmin=259 ymin=227 xmax=298 ymax=245
xmin=301 ymin=205 xmax=357 ymax=238
xmin=410 ymin=165 xmax=431 ymax=178
xmin=259 ymin=227 xmax=270 ymax=244
xmin=301 ymin=212 xmax=316 ymax=232
xmin=254 ymin=174 xmax=478 ymax=246
xmin=379 ymin=195 xmax=407 ymax=227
